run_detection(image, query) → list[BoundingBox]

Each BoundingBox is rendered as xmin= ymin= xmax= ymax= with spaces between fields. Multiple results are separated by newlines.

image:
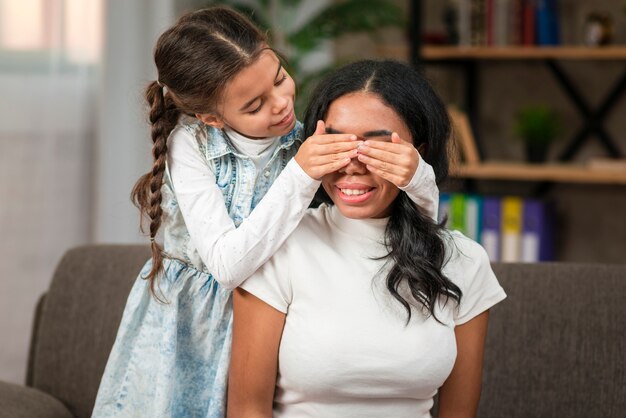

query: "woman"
xmin=227 ymin=60 xmax=506 ymax=418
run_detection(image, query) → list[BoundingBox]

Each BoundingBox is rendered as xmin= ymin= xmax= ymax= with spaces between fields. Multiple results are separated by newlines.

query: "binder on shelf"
xmin=465 ymin=194 xmax=483 ymax=242
xmin=438 ymin=193 xmax=451 ymax=225
xmin=521 ymin=199 xmax=554 ymax=262
xmin=481 ymin=197 xmax=501 ymax=262
xmin=450 ymin=193 xmax=467 ymax=234
xmin=501 ymin=196 xmax=523 ymax=262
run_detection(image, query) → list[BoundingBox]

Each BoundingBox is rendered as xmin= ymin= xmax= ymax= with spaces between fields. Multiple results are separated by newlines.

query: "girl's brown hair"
xmin=131 ymin=7 xmax=268 ymax=297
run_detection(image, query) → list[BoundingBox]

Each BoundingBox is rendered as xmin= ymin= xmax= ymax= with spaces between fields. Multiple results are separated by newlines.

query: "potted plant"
xmin=514 ymin=105 xmax=560 ymax=163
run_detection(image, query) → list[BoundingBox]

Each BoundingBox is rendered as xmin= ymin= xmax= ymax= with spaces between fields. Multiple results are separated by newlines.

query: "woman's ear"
xmin=196 ymin=113 xmax=224 ymax=129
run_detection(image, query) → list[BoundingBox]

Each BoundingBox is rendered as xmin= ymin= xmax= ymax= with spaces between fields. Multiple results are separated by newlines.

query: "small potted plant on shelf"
xmin=514 ymin=105 xmax=560 ymax=163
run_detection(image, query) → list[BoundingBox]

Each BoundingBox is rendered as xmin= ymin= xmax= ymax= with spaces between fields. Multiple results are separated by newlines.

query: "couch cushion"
xmin=481 ymin=262 xmax=626 ymax=418
xmin=0 ymin=381 xmax=73 ymax=418
xmin=30 ymin=245 xmax=150 ymax=418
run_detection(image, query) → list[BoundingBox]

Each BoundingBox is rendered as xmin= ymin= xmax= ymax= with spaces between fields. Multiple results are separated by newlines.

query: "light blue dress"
xmin=92 ymin=120 xmax=304 ymax=418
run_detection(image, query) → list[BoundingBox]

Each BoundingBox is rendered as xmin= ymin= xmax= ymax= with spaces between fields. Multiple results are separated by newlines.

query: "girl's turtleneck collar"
xmin=222 ymin=127 xmax=279 ymax=157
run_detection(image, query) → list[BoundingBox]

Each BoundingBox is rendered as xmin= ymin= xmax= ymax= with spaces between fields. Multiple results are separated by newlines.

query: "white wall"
xmin=0 ymin=0 xmax=174 ymax=384
xmin=93 ymin=0 xmax=174 ymax=243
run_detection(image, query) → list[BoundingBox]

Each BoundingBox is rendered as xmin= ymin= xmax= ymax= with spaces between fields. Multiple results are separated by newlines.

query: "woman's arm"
xmin=228 ymin=288 xmax=286 ymax=418
xmin=437 ymin=310 xmax=490 ymax=418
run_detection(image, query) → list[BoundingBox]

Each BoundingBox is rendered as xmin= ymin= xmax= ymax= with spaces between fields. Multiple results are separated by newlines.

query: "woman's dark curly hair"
xmin=303 ymin=60 xmax=461 ymax=323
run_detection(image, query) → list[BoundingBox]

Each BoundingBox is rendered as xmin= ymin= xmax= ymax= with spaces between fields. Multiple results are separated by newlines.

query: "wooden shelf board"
xmin=378 ymin=45 xmax=626 ymax=60
xmin=450 ymin=162 xmax=626 ymax=184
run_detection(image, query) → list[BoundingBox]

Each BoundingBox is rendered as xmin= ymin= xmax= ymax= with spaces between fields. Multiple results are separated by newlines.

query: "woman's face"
xmin=321 ymin=92 xmax=412 ymax=219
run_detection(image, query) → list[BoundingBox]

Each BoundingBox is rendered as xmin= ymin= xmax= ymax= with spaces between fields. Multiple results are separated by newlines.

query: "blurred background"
xmin=1 ymin=0 xmax=626 ymax=385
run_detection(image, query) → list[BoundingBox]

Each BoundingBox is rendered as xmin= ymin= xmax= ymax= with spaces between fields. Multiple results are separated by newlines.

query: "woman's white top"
xmin=241 ymin=204 xmax=507 ymax=418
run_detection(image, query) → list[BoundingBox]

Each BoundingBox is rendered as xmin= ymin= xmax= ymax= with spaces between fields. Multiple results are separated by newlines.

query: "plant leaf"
xmin=287 ymin=0 xmax=403 ymax=54
xmin=200 ymin=1 xmax=270 ymax=30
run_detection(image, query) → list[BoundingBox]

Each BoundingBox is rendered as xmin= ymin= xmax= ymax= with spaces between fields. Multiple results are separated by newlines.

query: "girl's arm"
xmin=356 ymin=133 xmax=439 ymax=221
xmin=436 ymin=310 xmax=490 ymax=418
xmin=228 ymin=288 xmax=285 ymax=418
xmin=169 ymin=126 xmax=356 ymax=290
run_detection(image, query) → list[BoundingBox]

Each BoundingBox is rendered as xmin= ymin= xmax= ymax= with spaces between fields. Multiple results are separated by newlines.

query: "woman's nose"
xmin=340 ymin=156 xmax=368 ymax=175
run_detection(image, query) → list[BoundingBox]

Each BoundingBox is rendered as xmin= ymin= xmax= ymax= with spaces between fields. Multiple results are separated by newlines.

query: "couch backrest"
xmin=483 ymin=262 xmax=626 ymax=418
xmin=29 ymin=245 xmax=150 ymax=418
xmin=28 ymin=247 xmax=626 ymax=418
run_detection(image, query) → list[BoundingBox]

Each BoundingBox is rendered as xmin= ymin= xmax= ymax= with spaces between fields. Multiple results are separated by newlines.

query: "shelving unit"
xmin=396 ymin=1 xmax=626 ymax=185
xmin=379 ymin=45 xmax=626 ymax=61
xmin=451 ymin=162 xmax=626 ymax=185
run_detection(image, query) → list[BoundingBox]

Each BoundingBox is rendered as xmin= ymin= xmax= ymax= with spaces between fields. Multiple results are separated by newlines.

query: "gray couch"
xmin=0 ymin=245 xmax=624 ymax=417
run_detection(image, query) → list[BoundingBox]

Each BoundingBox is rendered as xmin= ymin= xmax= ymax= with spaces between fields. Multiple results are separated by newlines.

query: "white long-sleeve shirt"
xmin=167 ymin=125 xmax=439 ymax=290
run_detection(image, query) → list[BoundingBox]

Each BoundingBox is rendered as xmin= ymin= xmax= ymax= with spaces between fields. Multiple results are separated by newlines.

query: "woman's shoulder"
xmin=442 ymin=230 xmax=492 ymax=278
xmin=280 ymin=204 xmax=334 ymax=245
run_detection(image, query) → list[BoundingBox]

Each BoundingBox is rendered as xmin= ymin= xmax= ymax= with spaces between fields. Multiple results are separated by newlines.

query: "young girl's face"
xmin=207 ymin=49 xmax=296 ymax=139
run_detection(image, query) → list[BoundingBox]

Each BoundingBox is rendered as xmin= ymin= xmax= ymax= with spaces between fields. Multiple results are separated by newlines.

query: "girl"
xmin=93 ymin=7 xmax=439 ymax=418
xmin=228 ymin=60 xmax=506 ymax=417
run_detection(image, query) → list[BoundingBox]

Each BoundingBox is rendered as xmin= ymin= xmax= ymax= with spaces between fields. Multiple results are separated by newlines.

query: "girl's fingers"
xmin=365 ymin=164 xmax=403 ymax=185
xmin=357 ymin=153 xmax=412 ymax=179
xmin=314 ymin=120 xmax=326 ymax=136
xmin=311 ymin=149 xmax=358 ymax=166
xmin=310 ymin=133 xmax=358 ymax=144
xmin=317 ymin=157 xmax=353 ymax=175
xmin=320 ymin=141 xmax=363 ymax=155
xmin=357 ymin=145 xmax=397 ymax=164
xmin=390 ymin=132 xmax=408 ymax=144
xmin=361 ymin=139 xmax=412 ymax=155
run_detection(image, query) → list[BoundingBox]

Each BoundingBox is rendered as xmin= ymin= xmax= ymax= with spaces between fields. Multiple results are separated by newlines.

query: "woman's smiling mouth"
xmin=336 ymin=183 xmax=374 ymax=203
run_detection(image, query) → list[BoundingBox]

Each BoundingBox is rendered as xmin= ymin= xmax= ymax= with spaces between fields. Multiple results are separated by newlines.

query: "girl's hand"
xmin=295 ymin=120 xmax=360 ymax=180
xmin=356 ymin=132 xmax=420 ymax=188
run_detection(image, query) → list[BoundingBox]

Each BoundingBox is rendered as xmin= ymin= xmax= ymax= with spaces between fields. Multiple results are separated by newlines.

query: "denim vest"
xmin=160 ymin=118 xmax=303 ymax=273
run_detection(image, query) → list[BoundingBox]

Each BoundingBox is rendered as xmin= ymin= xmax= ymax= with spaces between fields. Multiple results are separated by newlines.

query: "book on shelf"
xmin=535 ymin=0 xmax=560 ymax=45
xmin=521 ymin=0 xmax=536 ymax=45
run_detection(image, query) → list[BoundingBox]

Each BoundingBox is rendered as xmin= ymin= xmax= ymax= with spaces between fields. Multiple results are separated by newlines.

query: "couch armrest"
xmin=0 ymin=381 xmax=74 ymax=418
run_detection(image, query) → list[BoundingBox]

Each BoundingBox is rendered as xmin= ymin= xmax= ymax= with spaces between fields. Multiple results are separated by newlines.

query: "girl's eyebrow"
xmin=239 ymin=62 xmax=283 ymax=111
xmin=326 ymin=127 xmax=392 ymax=138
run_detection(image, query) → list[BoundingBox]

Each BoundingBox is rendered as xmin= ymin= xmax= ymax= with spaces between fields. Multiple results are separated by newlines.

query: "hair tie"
xmin=157 ymin=80 xmax=168 ymax=95
xmin=150 ymin=236 xmax=156 ymax=243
